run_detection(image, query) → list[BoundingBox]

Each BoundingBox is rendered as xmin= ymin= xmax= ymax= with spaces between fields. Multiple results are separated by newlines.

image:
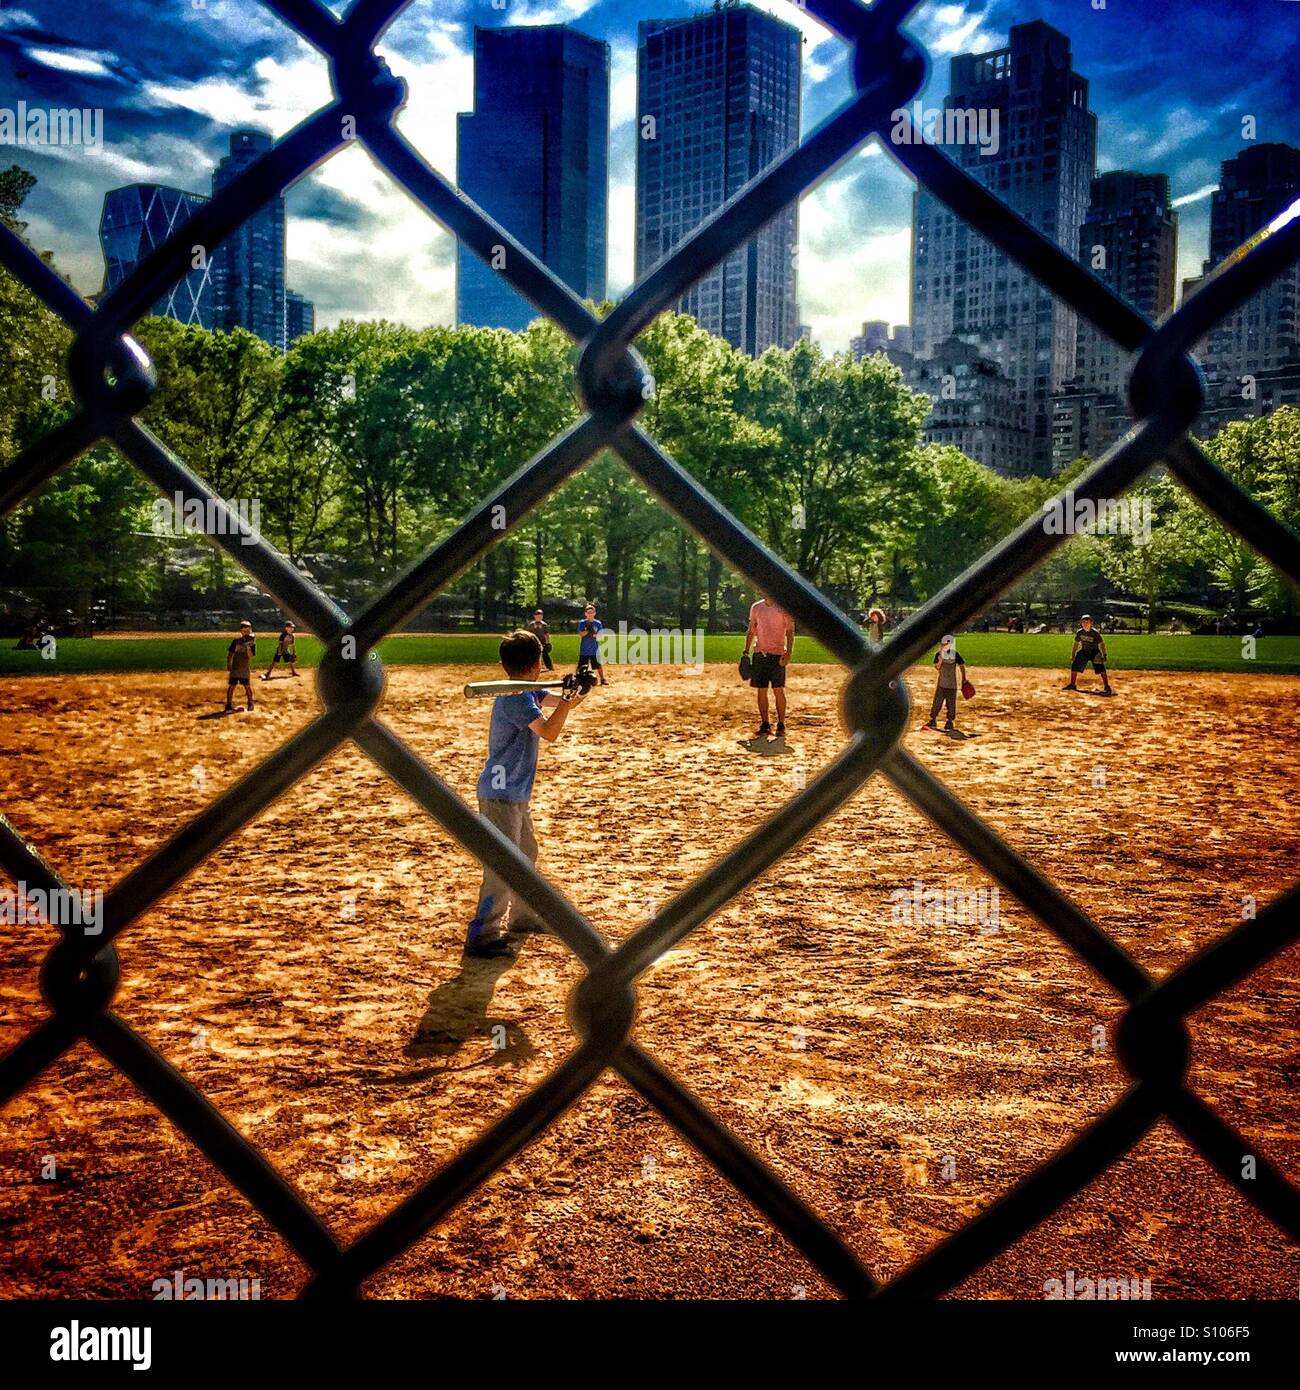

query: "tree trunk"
xmin=534 ymin=530 xmax=544 ymax=610
xmin=484 ymin=549 xmax=498 ymax=630
xmin=677 ymin=532 xmax=687 ymax=630
xmin=707 ymin=552 xmax=721 ymax=632
xmin=604 ymin=544 xmax=618 ymax=619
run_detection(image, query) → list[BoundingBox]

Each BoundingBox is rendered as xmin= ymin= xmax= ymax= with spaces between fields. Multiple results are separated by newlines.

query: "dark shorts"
xmin=228 ymin=676 xmax=251 ymax=687
xmin=1071 ymin=653 xmax=1106 ymax=673
xmin=578 ymin=653 xmax=603 ymax=672
xmin=271 ymin=651 xmax=295 ymax=664
xmin=749 ymin=652 xmax=786 ymax=689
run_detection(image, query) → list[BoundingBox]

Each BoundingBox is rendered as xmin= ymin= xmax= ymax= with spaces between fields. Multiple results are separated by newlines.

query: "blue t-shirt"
xmin=476 ymin=691 xmax=543 ymax=802
xmin=577 ymin=617 xmax=603 ymax=656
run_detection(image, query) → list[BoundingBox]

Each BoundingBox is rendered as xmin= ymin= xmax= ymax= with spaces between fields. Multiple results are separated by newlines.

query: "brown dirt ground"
xmin=0 ymin=662 xmax=1297 ymax=1300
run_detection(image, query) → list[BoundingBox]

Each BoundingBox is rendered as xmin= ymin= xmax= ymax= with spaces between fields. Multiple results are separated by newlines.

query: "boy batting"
xmin=466 ymin=629 xmax=588 ymax=959
xmin=1064 ymin=614 xmax=1114 ymax=695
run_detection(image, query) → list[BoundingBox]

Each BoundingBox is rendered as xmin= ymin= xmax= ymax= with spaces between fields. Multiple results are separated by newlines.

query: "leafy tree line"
xmin=1 ymin=166 xmax=1297 ymax=634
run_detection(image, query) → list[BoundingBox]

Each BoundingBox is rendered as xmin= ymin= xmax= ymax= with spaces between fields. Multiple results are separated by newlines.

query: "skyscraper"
xmin=285 ymin=289 xmax=315 ymax=345
xmin=1076 ymin=171 xmax=1177 ymax=398
xmin=911 ymin=21 xmax=1097 ymax=474
xmin=99 ymin=184 xmax=214 ymax=328
xmin=456 ymin=25 xmax=609 ymax=331
xmin=1204 ymin=143 xmax=1300 ymax=385
xmin=1052 ymin=171 xmax=1177 ymax=466
xmin=636 ymin=4 xmax=801 ymax=357
xmin=211 ymin=129 xmax=286 ymax=350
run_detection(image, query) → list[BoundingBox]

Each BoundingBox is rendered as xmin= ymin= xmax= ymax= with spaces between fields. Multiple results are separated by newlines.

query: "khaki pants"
xmin=471 ymin=797 xmax=540 ymax=942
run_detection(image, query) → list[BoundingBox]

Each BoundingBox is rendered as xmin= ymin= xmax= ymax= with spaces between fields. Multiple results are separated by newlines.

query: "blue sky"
xmin=1 ymin=0 xmax=1296 ymax=351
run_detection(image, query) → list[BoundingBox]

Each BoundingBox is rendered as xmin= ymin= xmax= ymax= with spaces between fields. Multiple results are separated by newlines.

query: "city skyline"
xmin=1 ymin=1 xmax=1296 ymax=355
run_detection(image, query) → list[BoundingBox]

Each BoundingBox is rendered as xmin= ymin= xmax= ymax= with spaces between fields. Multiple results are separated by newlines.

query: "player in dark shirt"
xmin=225 ymin=622 xmax=256 ymax=711
xmin=1064 ymin=614 xmax=1113 ymax=695
xmin=261 ymin=621 xmax=299 ymax=681
xmin=528 ymin=610 xmax=554 ymax=672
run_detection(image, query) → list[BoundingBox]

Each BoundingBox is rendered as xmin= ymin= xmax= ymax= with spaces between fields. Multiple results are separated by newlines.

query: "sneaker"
xmin=924 ymin=719 xmax=937 ymax=728
xmin=466 ymin=936 xmax=514 ymax=960
xmin=775 ymin=722 xmax=786 ymax=737
xmin=944 ymin=722 xmax=955 ymax=731
xmin=756 ymin=722 xmax=772 ymax=737
xmin=509 ymin=917 xmax=548 ymax=936
xmin=1062 ymin=683 xmax=1078 ymax=691
xmin=1100 ymin=687 xmax=1115 ymax=697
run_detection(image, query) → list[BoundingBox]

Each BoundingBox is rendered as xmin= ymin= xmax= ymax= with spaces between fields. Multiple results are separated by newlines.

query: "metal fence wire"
xmin=2 ymin=0 xmax=1299 ymax=1300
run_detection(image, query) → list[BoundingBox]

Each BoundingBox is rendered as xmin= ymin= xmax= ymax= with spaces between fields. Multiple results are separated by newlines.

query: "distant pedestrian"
xmin=528 ymin=609 xmax=554 ymax=672
xmin=867 ymin=607 xmax=886 ymax=643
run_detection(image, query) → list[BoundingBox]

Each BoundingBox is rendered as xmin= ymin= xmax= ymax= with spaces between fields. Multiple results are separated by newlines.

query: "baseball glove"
xmin=738 ymin=653 xmax=753 ymax=681
xmin=961 ymin=678 xmax=975 ymax=700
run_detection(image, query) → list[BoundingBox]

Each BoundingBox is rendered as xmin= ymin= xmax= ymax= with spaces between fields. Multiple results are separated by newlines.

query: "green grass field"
xmin=2 ymin=630 xmax=1296 ymax=676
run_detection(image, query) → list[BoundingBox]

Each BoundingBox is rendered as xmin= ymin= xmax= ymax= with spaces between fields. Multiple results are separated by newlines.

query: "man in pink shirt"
xmin=743 ymin=594 xmax=795 ymax=739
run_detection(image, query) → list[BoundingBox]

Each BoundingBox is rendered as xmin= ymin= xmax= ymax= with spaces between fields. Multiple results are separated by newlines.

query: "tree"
xmin=1092 ymin=473 xmax=1190 ymax=630
xmin=1193 ymin=408 xmax=1300 ymax=622
xmin=634 ymin=311 xmax=774 ymax=627
xmin=742 ymin=340 xmax=934 ymax=591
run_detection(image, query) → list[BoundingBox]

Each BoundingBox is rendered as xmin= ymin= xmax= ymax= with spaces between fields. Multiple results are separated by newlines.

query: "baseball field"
xmin=0 ymin=653 xmax=1297 ymax=1298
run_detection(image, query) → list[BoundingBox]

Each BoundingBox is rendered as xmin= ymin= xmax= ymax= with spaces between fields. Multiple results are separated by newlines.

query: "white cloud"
xmin=745 ymin=0 xmax=840 ymax=53
xmin=139 ymin=53 xmax=332 ymax=135
xmin=1172 ymin=183 xmax=1218 ymax=209
xmin=797 ymin=172 xmax=911 ymax=353
xmin=607 ymin=174 xmax=636 ymax=299
xmin=914 ymin=4 xmax=1008 ymax=58
xmin=503 ymin=0 xmax=602 ymax=26
xmin=0 ymin=10 xmax=36 ymax=31
xmin=610 ymin=39 xmax=639 ymax=130
xmin=22 ymin=45 xmax=116 ymax=78
xmin=1109 ymin=105 xmax=1210 ymax=163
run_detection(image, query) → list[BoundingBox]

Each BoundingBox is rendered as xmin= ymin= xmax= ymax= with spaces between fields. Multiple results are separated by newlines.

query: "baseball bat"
xmin=462 ymin=679 xmax=572 ymax=699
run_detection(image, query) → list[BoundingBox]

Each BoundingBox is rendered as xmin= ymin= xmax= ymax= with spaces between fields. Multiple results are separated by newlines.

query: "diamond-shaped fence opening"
xmin=1 ymin=0 xmax=1299 ymax=1300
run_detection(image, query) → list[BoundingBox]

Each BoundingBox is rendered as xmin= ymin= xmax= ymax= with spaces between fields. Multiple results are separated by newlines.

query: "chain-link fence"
xmin=1 ymin=0 xmax=1298 ymax=1299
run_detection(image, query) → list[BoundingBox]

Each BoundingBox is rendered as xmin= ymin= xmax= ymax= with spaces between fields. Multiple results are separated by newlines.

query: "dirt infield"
xmin=0 ymin=662 xmax=1297 ymax=1299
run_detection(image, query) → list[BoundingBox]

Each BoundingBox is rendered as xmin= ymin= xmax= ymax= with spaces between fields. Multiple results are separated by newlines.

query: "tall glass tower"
xmin=99 ymin=184 xmax=214 ymax=328
xmin=636 ymin=5 xmax=802 ymax=357
xmin=456 ymin=25 xmax=609 ymax=331
xmin=211 ymin=129 xmax=286 ymax=350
